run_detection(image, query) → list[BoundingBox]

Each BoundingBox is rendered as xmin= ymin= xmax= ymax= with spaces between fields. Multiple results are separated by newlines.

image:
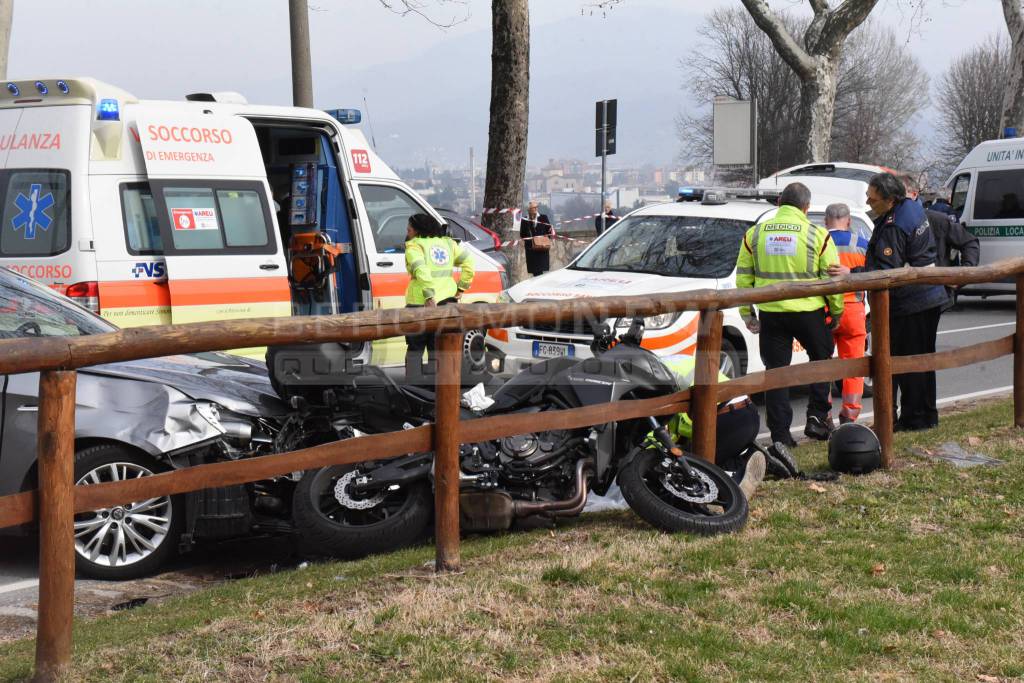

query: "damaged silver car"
xmin=0 ymin=268 xmax=289 ymax=579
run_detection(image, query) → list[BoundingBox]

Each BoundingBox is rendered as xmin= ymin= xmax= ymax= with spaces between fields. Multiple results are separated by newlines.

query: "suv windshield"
xmin=572 ymin=215 xmax=752 ymax=278
xmin=0 ymin=269 xmax=116 ymax=338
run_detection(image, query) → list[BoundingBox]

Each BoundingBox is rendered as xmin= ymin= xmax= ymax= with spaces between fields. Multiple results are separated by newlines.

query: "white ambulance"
xmin=0 ymin=77 xmax=506 ymax=361
xmin=945 ymin=138 xmax=1024 ymax=296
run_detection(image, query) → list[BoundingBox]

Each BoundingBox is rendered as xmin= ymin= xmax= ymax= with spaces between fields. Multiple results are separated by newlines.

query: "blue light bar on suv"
xmin=325 ymin=108 xmax=362 ymax=125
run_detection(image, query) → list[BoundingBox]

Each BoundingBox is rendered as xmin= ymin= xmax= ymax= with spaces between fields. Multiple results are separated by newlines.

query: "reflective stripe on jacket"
xmin=735 ymin=204 xmax=844 ymax=319
xmin=829 ymin=229 xmax=869 ymax=304
xmin=405 ymin=236 xmax=475 ymax=305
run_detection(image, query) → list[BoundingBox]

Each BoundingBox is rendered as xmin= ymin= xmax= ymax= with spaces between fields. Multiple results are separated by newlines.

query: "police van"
xmin=945 ymin=138 xmax=1024 ymax=296
xmin=0 ymin=77 xmax=506 ymax=361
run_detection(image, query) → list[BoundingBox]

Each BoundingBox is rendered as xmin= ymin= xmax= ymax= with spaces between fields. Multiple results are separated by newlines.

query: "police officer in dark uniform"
xmin=857 ymin=173 xmax=948 ymax=430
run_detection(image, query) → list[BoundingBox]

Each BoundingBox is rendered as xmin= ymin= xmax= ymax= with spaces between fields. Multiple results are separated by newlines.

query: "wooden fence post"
xmin=433 ymin=332 xmax=462 ymax=572
xmin=868 ymin=291 xmax=894 ymax=468
xmin=34 ymin=370 xmax=77 ymax=683
xmin=692 ymin=310 xmax=724 ymax=463
xmin=1016 ymin=275 xmax=1024 ymax=428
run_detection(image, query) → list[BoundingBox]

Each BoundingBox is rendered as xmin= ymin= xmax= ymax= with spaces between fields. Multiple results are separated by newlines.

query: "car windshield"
xmin=572 ymin=214 xmax=752 ymax=278
xmin=0 ymin=270 xmax=116 ymax=339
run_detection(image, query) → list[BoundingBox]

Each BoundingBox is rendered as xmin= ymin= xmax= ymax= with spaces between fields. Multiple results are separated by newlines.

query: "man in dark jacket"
xmin=898 ymin=175 xmax=980 ymax=269
xmin=520 ymin=201 xmax=554 ymax=277
xmin=860 ymin=173 xmax=948 ymax=431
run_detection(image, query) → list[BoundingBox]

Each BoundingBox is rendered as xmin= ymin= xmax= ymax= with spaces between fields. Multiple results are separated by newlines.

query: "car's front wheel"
xmin=73 ymin=444 xmax=183 ymax=580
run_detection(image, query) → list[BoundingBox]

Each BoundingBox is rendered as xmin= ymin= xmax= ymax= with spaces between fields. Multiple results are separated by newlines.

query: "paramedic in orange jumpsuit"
xmin=824 ymin=203 xmax=869 ymax=424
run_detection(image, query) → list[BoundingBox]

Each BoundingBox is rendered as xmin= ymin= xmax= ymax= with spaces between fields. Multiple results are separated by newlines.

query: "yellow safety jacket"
xmin=649 ymin=355 xmax=731 ymax=443
xmin=405 ymin=236 xmax=475 ymax=305
xmin=735 ymin=204 xmax=843 ymax=320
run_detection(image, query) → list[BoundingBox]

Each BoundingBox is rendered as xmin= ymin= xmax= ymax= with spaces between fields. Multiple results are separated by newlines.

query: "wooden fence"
xmin=2 ymin=258 xmax=1024 ymax=681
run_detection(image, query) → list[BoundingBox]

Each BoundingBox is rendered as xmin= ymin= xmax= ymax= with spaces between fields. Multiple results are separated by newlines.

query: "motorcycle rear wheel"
xmin=292 ymin=465 xmax=432 ymax=559
xmin=619 ymin=450 xmax=748 ymax=535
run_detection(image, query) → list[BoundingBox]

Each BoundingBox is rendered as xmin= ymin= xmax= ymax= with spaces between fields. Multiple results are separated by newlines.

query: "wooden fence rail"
xmin=1 ymin=259 xmax=1023 ymax=681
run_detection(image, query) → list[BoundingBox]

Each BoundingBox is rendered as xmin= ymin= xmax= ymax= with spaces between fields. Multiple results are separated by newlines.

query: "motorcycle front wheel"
xmin=292 ymin=465 xmax=432 ymax=559
xmin=619 ymin=449 xmax=748 ymax=536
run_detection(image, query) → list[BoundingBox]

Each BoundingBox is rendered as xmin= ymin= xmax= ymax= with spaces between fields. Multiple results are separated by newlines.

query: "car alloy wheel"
xmin=75 ymin=462 xmax=172 ymax=569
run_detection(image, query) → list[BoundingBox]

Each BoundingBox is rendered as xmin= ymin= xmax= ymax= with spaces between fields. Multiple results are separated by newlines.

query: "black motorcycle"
xmin=267 ymin=318 xmax=748 ymax=559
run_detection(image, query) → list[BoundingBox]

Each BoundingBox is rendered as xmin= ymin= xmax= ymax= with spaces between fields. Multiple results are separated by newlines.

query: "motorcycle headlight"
xmin=615 ymin=313 xmax=680 ymax=330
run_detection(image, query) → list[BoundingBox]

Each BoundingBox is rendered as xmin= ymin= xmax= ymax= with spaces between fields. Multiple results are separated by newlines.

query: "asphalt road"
xmin=0 ymin=297 xmax=1016 ymax=639
xmin=760 ymin=296 xmax=1016 ymax=440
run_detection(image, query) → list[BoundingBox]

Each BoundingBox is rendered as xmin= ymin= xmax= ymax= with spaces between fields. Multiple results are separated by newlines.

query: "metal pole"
xmin=600 ymin=101 xmax=607 ymax=234
xmin=289 ymin=0 xmax=314 ymax=108
xmin=470 ymin=147 xmax=476 ymax=214
xmin=751 ymin=97 xmax=758 ymax=188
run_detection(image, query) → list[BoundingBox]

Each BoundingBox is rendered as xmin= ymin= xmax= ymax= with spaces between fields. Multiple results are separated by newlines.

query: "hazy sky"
xmin=5 ymin=0 xmax=1008 ymax=168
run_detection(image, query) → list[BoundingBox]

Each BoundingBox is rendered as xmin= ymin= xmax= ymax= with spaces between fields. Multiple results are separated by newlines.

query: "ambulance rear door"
xmin=134 ymin=108 xmax=290 ymax=342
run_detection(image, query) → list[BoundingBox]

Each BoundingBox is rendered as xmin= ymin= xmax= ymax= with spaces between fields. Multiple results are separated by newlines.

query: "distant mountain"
xmin=315 ymin=5 xmax=706 ymax=169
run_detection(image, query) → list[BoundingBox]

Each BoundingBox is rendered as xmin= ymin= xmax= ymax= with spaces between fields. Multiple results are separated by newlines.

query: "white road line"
xmin=757 ymin=384 xmax=1014 ymax=440
xmin=938 ymin=322 xmax=1015 ymax=336
xmin=0 ymin=578 xmax=38 ymax=596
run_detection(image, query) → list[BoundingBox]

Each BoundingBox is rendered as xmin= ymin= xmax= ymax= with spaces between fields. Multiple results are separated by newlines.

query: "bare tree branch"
xmin=812 ymin=0 xmax=881 ymax=55
xmin=738 ymin=0 xmax=815 ymax=79
xmin=938 ymin=34 xmax=1009 ymax=171
xmin=376 ymin=0 xmax=470 ymax=29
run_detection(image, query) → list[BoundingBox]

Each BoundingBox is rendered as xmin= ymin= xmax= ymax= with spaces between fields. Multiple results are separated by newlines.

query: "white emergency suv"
xmin=0 ymin=77 xmax=506 ymax=361
xmin=487 ymin=189 xmax=872 ymax=380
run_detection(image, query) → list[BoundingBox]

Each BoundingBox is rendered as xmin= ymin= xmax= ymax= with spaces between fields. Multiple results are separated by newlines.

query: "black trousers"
xmin=759 ymin=309 xmax=836 ymax=442
xmin=715 ymin=403 xmax=761 ymax=471
xmin=891 ymin=306 xmax=941 ymax=428
xmin=404 ymin=297 xmax=457 ymax=385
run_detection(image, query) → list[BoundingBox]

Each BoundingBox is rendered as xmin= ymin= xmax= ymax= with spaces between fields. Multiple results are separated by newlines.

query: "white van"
xmin=945 ymin=138 xmax=1024 ymax=296
xmin=0 ymin=78 xmax=506 ymax=361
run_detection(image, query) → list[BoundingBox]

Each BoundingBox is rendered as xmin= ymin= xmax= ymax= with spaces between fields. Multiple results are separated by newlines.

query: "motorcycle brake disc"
xmin=661 ymin=468 xmax=719 ymax=504
xmin=333 ymin=470 xmax=386 ymax=510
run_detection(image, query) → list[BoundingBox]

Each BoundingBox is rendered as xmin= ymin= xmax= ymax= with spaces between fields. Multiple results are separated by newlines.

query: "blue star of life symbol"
xmin=430 ymin=245 xmax=450 ymax=266
xmin=11 ymin=184 xmax=55 ymax=240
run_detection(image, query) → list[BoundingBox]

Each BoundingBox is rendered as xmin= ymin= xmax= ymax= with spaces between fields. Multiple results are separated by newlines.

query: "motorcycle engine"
xmin=498 ymin=431 xmax=570 ymax=465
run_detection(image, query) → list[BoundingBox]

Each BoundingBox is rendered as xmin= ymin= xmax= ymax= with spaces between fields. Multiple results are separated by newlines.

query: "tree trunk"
xmin=800 ymin=56 xmax=839 ymax=162
xmin=1001 ymin=0 xmax=1024 ymax=136
xmin=482 ymin=0 xmax=529 ymax=280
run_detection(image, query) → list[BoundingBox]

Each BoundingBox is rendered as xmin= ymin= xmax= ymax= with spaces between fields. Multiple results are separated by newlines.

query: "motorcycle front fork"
xmin=645 ymin=416 xmax=699 ymax=481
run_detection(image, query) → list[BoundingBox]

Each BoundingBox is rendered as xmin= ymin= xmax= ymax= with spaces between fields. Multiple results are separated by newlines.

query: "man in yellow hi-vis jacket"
xmin=735 ymin=182 xmax=842 ymax=448
xmin=404 ymin=213 xmax=474 ymax=384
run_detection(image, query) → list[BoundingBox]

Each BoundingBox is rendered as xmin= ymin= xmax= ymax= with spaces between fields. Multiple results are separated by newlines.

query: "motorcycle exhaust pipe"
xmin=512 ymin=459 xmax=592 ymax=518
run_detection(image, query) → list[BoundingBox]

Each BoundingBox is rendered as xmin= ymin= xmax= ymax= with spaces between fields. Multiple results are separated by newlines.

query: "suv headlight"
xmin=615 ymin=313 xmax=680 ymax=330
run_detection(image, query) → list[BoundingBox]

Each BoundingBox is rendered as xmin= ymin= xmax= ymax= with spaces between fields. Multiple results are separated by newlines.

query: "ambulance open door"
xmin=134 ymin=108 xmax=291 ymax=352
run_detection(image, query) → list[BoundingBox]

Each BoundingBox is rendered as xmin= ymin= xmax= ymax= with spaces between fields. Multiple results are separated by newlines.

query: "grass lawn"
xmin=2 ymin=399 xmax=1023 ymax=682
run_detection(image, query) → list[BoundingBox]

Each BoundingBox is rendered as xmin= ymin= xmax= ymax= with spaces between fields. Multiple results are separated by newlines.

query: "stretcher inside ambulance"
xmin=0 ymin=78 xmax=504 ymax=362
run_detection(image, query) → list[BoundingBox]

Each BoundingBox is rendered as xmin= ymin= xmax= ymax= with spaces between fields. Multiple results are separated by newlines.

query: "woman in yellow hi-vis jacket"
xmin=404 ymin=213 xmax=475 ymax=385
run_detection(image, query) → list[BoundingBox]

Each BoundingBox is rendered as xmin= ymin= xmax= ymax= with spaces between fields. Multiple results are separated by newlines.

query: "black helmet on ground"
xmin=828 ymin=423 xmax=881 ymax=474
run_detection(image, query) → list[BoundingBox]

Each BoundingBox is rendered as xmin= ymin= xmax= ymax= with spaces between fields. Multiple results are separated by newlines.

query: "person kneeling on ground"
xmin=646 ymin=354 xmax=766 ymax=499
